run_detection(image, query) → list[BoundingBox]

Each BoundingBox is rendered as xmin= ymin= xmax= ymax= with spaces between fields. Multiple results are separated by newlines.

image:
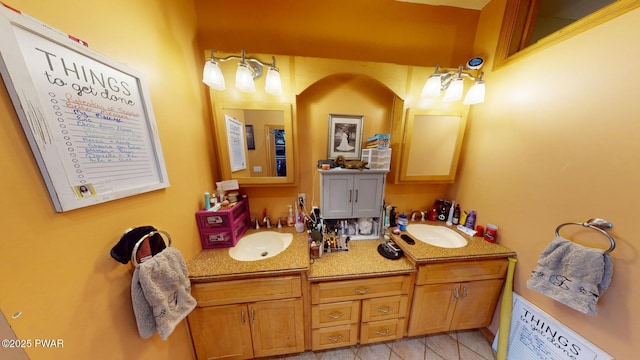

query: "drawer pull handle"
xmin=349 ymin=190 xmax=352 ymax=202
xmin=327 ymin=312 xmax=345 ymax=319
xmin=376 ymin=306 xmax=393 ymax=313
xmin=374 ymin=328 xmax=391 ymax=336
xmin=461 ymin=286 xmax=467 ymax=299
xmin=355 ymin=189 xmax=359 ymax=203
xmin=453 ymin=287 xmax=459 ymax=300
xmin=241 ymin=309 xmax=246 ymax=325
xmin=327 ymin=334 xmax=344 ymax=343
xmin=250 ymin=307 xmax=255 ymax=324
xmin=353 ymin=287 xmax=370 ymax=295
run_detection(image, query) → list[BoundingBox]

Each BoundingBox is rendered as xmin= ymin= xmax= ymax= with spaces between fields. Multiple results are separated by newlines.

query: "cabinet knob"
xmin=326 ymin=311 xmax=345 ymax=319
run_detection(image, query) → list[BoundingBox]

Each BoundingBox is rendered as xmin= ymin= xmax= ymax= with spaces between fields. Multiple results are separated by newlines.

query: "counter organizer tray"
xmin=377 ymin=240 xmax=404 ymax=260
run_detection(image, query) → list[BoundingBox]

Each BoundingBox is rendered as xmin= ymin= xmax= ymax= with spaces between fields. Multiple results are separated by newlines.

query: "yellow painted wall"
xmin=0 ymin=0 xmax=214 ymax=358
xmin=449 ymin=1 xmax=640 ymax=358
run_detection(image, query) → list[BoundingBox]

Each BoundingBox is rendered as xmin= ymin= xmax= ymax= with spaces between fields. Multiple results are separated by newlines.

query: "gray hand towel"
xmin=132 ymin=247 xmax=196 ymax=340
xmin=527 ymin=236 xmax=613 ymax=316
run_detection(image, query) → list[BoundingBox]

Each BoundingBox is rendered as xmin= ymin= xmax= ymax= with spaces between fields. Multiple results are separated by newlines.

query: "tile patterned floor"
xmin=278 ymin=330 xmax=496 ymax=360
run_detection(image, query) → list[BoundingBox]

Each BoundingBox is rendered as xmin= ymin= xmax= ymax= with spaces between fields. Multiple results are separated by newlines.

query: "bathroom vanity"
xmin=186 ymin=226 xmax=516 ymax=359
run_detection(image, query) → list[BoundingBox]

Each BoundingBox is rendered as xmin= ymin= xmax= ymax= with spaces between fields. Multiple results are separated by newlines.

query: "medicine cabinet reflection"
xmin=397 ymin=109 xmax=467 ymax=183
xmin=214 ymin=103 xmax=294 ymax=185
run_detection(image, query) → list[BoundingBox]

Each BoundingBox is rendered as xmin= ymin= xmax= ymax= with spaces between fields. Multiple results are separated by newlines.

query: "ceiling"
xmin=395 ymin=0 xmax=491 ymax=10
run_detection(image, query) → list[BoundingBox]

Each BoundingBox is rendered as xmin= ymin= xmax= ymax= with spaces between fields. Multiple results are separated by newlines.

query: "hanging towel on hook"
xmin=527 ymin=236 xmax=613 ymax=316
xmin=131 ymin=247 xmax=196 ymax=340
xmin=110 ymin=225 xmax=167 ymax=264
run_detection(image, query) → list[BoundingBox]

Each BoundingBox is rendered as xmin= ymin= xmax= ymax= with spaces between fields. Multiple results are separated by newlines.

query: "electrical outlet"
xmin=297 ymin=193 xmax=306 ymax=207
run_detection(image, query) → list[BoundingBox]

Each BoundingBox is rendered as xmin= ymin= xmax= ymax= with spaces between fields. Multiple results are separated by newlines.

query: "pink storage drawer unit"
xmin=195 ymin=196 xmax=250 ymax=249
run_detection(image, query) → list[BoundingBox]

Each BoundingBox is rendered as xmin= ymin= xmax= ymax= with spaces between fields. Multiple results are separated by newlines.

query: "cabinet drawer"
xmin=311 ymin=324 xmax=358 ymax=350
xmin=416 ymin=259 xmax=508 ymax=285
xmin=361 ymin=295 xmax=408 ymax=322
xmin=311 ymin=275 xmax=411 ymax=304
xmin=312 ymin=301 xmax=360 ymax=328
xmin=192 ymin=276 xmax=302 ymax=307
xmin=195 ymin=199 xmax=249 ymax=229
xmin=360 ymin=318 xmax=406 ymax=344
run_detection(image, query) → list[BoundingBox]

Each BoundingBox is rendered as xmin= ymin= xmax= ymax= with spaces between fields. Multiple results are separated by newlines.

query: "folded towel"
xmin=131 ymin=247 xmax=196 ymax=340
xmin=111 ymin=226 xmax=166 ymax=264
xmin=527 ymin=236 xmax=613 ymax=316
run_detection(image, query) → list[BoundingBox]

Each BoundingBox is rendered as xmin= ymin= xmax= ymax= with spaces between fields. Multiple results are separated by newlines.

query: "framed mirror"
xmin=495 ymin=0 xmax=639 ymax=68
xmin=213 ymin=102 xmax=294 ymax=185
xmin=397 ymin=109 xmax=468 ymax=183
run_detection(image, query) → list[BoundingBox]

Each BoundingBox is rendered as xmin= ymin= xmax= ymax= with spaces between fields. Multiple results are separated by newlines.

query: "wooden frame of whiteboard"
xmin=0 ymin=5 xmax=169 ymax=212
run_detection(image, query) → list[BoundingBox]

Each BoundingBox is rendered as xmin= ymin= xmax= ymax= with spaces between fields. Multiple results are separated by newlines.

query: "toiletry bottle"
xmin=398 ymin=213 xmax=408 ymax=231
xmin=390 ymin=206 xmax=398 ymax=227
xmin=465 ymin=209 xmax=476 ymax=229
xmin=428 ymin=207 xmax=438 ymax=221
xmin=452 ymin=204 xmax=460 ymax=225
xmin=204 ymin=192 xmax=211 ymax=210
xmin=287 ymin=205 xmax=295 ymax=226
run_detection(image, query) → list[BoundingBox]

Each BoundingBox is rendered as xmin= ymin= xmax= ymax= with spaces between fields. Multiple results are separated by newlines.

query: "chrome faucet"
xmin=263 ymin=214 xmax=271 ymax=229
xmin=252 ymin=218 xmax=260 ymax=230
xmin=410 ymin=210 xmax=424 ymax=222
xmin=277 ymin=217 xmax=287 ymax=229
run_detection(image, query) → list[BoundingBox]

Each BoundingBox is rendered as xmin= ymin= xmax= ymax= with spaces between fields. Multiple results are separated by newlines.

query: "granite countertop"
xmin=390 ymin=221 xmax=517 ymax=264
xmin=187 ymin=227 xmax=310 ymax=283
xmin=306 ymin=240 xmax=416 ymax=281
xmin=188 ymin=222 xmax=516 ymax=284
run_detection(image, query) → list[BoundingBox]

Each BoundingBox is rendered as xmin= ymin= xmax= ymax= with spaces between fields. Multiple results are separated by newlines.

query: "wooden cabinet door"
xmin=450 ymin=279 xmax=505 ymax=331
xmin=250 ymin=298 xmax=305 ymax=358
xmin=188 ymin=304 xmax=253 ymax=360
xmin=351 ymin=173 xmax=384 ymax=218
xmin=407 ymin=283 xmax=456 ymax=336
xmin=321 ymin=174 xmax=354 ymax=218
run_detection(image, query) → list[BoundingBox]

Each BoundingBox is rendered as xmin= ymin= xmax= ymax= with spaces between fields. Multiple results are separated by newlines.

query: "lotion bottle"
xmin=287 ymin=205 xmax=295 ymax=227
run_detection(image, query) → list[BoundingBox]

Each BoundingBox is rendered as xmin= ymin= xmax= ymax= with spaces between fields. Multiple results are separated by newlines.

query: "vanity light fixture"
xmin=421 ymin=57 xmax=486 ymax=105
xmin=202 ymin=49 xmax=283 ymax=95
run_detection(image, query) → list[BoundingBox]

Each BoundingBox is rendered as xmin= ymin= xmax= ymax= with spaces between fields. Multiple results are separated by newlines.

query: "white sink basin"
xmin=406 ymin=224 xmax=468 ymax=248
xmin=229 ymin=231 xmax=293 ymax=261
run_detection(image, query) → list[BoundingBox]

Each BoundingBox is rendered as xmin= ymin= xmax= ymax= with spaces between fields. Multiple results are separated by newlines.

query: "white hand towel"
xmin=527 ymin=236 xmax=613 ymax=316
xmin=132 ymin=247 xmax=196 ymax=340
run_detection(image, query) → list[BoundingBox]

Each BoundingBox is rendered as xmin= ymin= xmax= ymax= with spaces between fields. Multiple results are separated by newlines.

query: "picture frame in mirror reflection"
xmin=245 ymin=125 xmax=255 ymax=150
xmin=328 ymin=113 xmax=364 ymax=160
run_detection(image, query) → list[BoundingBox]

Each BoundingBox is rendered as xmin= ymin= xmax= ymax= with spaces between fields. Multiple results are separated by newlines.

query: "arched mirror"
xmin=213 ymin=102 xmax=294 ymax=185
xmin=495 ymin=0 xmax=639 ymax=68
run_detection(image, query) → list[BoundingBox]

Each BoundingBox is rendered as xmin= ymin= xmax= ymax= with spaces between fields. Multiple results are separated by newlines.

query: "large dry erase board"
xmin=0 ymin=3 xmax=169 ymax=212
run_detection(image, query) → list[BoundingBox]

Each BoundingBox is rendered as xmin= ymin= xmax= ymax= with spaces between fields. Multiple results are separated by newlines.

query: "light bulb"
xmin=421 ymin=75 xmax=442 ymax=97
xmin=235 ymin=62 xmax=255 ymax=93
xmin=463 ymin=80 xmax=485 ymax=105
xmin=202 ymin=60 xmax=225 ymax=90
xmin=265 ymin=67 xmax=282 ymax=95
xmin=443 ymin=78 xmax=464 ymax=102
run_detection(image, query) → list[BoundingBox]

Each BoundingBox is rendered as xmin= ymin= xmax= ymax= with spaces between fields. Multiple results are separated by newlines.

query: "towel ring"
xmin=555 ymin=218 xmax=615 ymax=254
xmin=131 ymin=230 xmax=172 ymax=268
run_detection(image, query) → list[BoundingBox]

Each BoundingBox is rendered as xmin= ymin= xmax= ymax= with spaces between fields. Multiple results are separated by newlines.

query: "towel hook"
xmin=555 ymin=218 xmax=615 ymax=254
xmin=131 ymin=230 xmax=172 ymax=268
